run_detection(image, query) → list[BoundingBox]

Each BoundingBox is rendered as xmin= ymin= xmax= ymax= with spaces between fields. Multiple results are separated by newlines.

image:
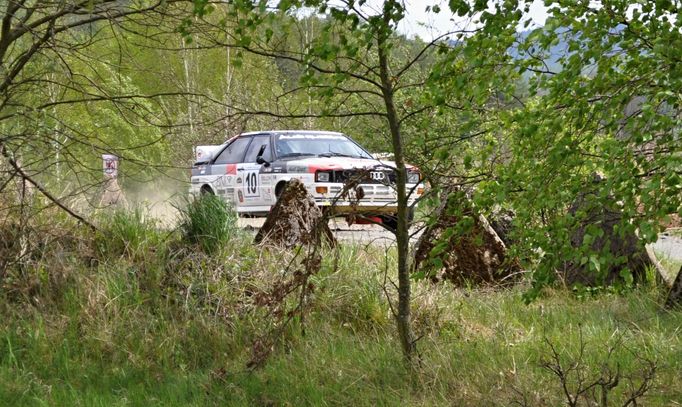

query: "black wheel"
xmin=380 ymin=214 xmax=398 ymax=231
xmin=275 ymin=181 xmax=287 ymax=199
xmin=380 ymin=208 xmax=414 ymax=232
xmin=200 ymin=185 xmax=214 ymax=196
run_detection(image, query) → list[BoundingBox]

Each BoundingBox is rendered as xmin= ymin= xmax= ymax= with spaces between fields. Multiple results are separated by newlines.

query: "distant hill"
xmin=509 ymin=28 xmax=568 ymax=73
xmin=447 ymin=27 xmax=567 ymax=73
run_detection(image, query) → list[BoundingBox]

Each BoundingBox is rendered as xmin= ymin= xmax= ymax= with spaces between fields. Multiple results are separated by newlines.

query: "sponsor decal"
xmin=287 ymin=165 xmax=308 ymax=173
xmin=217 ymin=175 xmax=234 ymax=187
xmin=237 ymin=190 xmax=244 ymax=203
xmin=236 ymin=177 xmax=243 ymax=184
xmin=225 ymin=164 xmax=237 ymax=175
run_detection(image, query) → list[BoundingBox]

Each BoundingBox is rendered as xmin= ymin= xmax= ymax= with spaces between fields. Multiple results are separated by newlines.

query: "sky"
xmin=296 ymin=1 xmax=551 ymax=41
xmin=395 ymin=0 xmax=550 ymax=41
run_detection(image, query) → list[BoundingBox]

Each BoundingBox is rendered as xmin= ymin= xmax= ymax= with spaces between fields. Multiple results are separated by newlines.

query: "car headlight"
xmin=316 ymin=171 xmax=331 ymax=182
xmin=407 ymin=171 xmax=420 ymax=184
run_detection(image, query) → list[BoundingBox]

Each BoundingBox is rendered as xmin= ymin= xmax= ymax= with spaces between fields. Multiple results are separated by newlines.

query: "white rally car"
xmin=190 ymin=130 xmax=425 ymax=227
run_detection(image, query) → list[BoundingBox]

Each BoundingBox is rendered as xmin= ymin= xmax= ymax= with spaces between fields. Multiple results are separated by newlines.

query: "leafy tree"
xmin=0 ymin=0 xmax=189 ymax=220
xmin=480 ymin=0 xmax=682 ymax=297
xmin=181 ymin=0 xmax=526 ymax=361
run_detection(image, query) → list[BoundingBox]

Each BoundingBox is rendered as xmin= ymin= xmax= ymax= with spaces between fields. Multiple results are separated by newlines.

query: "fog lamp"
xmin=407 ymin=172 xmax=420 ymax=184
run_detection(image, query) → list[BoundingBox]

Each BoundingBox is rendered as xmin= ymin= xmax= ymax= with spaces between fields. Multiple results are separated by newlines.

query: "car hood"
xmin=279 ymin=156 xmax=415 ymax=173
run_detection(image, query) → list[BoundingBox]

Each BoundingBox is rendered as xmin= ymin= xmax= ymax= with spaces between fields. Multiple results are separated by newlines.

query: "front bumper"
xmin=307 ymin=182 xmax=424 ymax=214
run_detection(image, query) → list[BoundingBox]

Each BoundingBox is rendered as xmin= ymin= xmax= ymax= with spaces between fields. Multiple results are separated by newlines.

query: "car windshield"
xmin=274 ymin=133 xmax=373 ymax=159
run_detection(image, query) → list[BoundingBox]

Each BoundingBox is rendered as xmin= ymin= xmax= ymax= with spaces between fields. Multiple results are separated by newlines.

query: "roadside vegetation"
xmin=1 ymin=0 xmax=681 ymax=404
xmin=0 ymin=206 xmax=680 ymax=406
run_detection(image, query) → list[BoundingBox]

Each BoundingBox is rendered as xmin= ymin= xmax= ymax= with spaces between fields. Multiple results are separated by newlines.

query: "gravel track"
xmin=239 ymin=219 xmax=682 ymax=266
xmin=649 ymin=229 xmax=682 ymax=263
xmin=237 ymin=217 xmax=420 ymax=245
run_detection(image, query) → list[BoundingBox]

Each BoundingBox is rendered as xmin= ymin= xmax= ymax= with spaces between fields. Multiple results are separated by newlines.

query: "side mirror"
xmin=256 ymin=144 xmax=270 ymax=167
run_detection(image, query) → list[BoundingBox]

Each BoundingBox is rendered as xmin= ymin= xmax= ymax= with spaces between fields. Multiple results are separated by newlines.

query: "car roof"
xmin=239 ymin=130 xmax=345 ymax=137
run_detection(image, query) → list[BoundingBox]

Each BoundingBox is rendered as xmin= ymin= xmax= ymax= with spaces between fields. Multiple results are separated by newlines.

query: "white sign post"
xmin=100 ymin=154 xmax=126 ymax=208
xmin=102 ymin=154 xmax=119 ymax=178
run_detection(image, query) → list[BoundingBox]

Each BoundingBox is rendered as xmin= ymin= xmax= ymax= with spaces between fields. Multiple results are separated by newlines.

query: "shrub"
xmin=95 ymin=207 xmax=163 ymax=260
xmin=176 ymin=195 xmax=238 ymax=254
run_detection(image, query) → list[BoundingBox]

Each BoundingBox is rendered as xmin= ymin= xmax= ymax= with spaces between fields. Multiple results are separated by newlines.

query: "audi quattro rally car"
xmin=190 ymin=130 xmax=425 ymax=226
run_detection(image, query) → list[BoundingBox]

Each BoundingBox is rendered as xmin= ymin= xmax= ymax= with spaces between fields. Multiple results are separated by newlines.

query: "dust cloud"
xmin=124 ymin=178 xmax=189 ymax=228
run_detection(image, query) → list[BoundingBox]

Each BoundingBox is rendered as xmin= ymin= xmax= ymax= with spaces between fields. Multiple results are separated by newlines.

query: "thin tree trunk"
xmin=304 ymin=17 xmax=314 ymax=130
xmin=225 ymin=45 xmax=232 ymax=137
xmin=377 ymin=21 xmax=415 ymax=361
xmin=181 ymin=37 xmax=195 ymax=134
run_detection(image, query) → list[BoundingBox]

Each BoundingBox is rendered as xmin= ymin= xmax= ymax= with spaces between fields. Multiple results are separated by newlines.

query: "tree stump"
xmin=255 ymin=179 xmax=336 ymax=248
xmin=560 ymin=186 xmax=651 ymax=286
xmin=665 ymin=265 xmax=682 ymax=309
xmin=489 ymin=208 xmax=515 ymax=248
xmin=413 ymin=189 xmax=519 ymax=286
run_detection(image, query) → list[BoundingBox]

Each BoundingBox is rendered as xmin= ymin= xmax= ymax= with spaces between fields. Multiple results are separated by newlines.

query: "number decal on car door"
xmin=244 ymin=170 xmax=259 ymax=198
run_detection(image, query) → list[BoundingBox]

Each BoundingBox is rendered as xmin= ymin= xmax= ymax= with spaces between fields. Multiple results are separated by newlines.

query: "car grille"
xmin=330 ymin=169 xmax=396 ymax=185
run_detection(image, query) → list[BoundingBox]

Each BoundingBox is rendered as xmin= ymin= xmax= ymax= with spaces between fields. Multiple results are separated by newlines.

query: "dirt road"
xmin=237 ymin=217 xmax=418 ymax=245
xmin=239 ymin=219 xmax=682 ymax=267
xmin=650 ymin=229 xmax=682 ymax=262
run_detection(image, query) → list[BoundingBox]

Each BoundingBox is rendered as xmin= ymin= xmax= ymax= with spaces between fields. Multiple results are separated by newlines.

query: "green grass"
xmin=175 ymin=195 xmax=239 ymax=255
xmin=1 ymin=215 xmax=681 ymax=406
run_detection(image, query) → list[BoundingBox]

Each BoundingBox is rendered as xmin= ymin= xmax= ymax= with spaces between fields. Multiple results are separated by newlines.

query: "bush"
xmin=176 ymin=195 xmax=238 ymax=254
xmin=95 ymin=207 xmax=164 ymax=261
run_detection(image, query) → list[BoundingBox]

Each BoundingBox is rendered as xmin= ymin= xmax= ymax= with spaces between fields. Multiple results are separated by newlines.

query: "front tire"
xmin=200 ymin=185 xmax=214 ymax=196
xmin=380 ymin=208 xmax=415 ymax=232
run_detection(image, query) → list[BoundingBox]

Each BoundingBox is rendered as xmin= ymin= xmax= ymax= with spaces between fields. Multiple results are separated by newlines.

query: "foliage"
xmin=0 ymin=220 xmax=680 ymax=405
xmin=176 ymin=195 xmax=238 ymax=254
xmin=0 ymin=1 xmax=174 ymax=199
xmin=95 ymin=208 xmax=167 ymax=261
xmin=2 ymin=1 xmax=682 ymax=402
xmin=464 ymin=0 xmax=682 ymax=298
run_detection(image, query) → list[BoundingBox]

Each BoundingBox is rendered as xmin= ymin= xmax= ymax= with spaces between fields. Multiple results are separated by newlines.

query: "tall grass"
xmin=0 ymin=211 xmax=680 ymax=405
xmin=95 ymin=207 xmax=166 ymax=260
xmin=176 ymin=195 xmax=238 ymax=254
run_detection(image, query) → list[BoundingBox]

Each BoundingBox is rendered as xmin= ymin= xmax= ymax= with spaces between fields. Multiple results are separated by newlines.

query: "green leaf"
xmin=589 ymin=256 xmax=601 ymax=273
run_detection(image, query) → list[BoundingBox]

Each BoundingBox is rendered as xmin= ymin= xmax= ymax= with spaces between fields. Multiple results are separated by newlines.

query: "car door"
xmin=211 ymin=136 xmax=251 ymax=206
xmin=240 ymin=134 xmax=273 ymax=207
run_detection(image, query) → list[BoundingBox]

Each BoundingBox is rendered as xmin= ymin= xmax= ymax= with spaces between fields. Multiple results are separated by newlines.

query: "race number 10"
xmin=244 ymin=170 xmax=259 ymax=197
